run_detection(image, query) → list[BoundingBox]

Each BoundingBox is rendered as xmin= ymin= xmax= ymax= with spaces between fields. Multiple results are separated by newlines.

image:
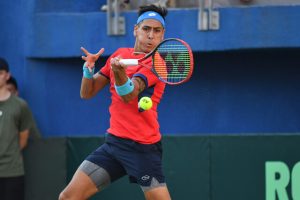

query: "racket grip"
xmin=119 ymin=59 xmax=138 ymax=66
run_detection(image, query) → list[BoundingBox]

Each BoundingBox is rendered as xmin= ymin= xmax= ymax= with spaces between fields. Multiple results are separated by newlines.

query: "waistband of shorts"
xmin=105 ymin=133 xmax=161 ymax=145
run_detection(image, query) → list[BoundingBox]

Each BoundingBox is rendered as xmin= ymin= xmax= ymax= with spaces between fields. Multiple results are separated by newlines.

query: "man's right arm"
xmin=79 ymin=47 xmax=108 ymax=99
xmin=80 ymin=73 xmax=109 ymax=99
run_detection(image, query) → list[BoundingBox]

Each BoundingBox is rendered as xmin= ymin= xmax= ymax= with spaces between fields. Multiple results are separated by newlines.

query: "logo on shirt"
xmin=0 ymin=110 xmax=2 ymax=117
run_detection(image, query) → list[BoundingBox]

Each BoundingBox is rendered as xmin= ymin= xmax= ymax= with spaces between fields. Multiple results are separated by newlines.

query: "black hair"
xmin=7 ymin=76 xmax=18 ymax=90
xmin=0 ymin=57 xmax=9 ymax=72
xmin=138 ymin=4 xmax=168 ymax=20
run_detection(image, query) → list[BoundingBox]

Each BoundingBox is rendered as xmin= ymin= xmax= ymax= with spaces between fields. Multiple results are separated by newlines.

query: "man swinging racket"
xmin=59 ymin=3 xmax=193 ymax=200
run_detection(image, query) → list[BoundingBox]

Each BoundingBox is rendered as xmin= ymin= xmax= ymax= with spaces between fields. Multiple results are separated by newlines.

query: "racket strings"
xmin=153 ymin=42 xmax=192 ymax=83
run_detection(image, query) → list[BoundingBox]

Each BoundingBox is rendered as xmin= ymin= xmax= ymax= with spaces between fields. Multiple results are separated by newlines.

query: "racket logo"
xmin=154 ymin=51 xmax=190 ymax=83
xmin=164 ymin=52 xmax=190 ymax=74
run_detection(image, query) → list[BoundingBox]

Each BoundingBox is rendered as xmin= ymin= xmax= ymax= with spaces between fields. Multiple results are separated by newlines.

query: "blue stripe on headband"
xmin=136 ymin=11 xmax=165 ymax=28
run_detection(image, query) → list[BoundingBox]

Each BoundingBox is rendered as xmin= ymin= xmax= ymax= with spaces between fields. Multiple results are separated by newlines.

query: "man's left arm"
xmin=19 ymin=129 xmax=30 ymax=150
xmin=19 ymin=100 xmax=34 ymax=149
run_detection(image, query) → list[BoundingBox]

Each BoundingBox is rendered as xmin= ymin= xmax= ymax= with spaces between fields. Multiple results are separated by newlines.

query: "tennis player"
xmin=59 ymin=4 xmax=171 ymax=200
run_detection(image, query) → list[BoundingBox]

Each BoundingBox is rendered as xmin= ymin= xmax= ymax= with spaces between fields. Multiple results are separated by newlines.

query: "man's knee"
xmin=58 ymin=189 xmax=78 ymax=200
xmin=144 ymin=188 xmax=172 ymax=200
xmin=58 ymin=191 xmax=68 ymax=200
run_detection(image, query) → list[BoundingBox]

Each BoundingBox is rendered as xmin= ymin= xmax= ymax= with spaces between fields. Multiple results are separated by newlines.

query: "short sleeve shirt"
xmin=0 ymin=95 xmax=32 ymax=177
xmin=100 ymin=48 xmax=165 ymax=144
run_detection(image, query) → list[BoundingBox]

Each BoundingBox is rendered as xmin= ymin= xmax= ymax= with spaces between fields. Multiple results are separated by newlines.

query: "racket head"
xmin=151 ymin=38 xmax=194 ymax=85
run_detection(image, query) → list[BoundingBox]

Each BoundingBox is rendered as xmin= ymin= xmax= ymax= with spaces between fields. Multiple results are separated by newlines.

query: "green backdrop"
xmin=24 ymin=135 xmax=300 ymax=200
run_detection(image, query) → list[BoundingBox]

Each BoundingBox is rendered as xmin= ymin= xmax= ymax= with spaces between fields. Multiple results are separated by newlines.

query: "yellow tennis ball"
xmin=138 ymin=97 xmax=153 ymax=111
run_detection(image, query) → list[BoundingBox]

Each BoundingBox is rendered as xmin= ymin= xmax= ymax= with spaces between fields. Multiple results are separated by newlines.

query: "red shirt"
xmin=100 ymin=48 xmax=165 ymax=144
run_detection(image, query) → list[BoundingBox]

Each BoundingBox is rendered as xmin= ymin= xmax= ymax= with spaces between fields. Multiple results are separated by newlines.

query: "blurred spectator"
xmin=0 ymin=58 xmax=33 ymax=200
xmin=136 ymin=0 xmax=176 ymax=8
xmin=100 ymin=0 xmax=177 ymax=12
xmin=6 ymin=76 xmax=41 ymax=140
xmin=6 ymin=76 xmax=19 ymax=96
xmin=101 ymin=0 xmax=131 ymax=11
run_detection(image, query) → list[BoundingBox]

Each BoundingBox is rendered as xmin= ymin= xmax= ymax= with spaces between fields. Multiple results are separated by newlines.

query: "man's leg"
xmin=59 ymin=158 xmax=114 ymax=200
xmin=144 ymin=185 xmax=171 ymax=200
xmin=59 ymin=169 xmax=98 ymax=200
xmin=59 ymin=142 xmax=124 ymax=200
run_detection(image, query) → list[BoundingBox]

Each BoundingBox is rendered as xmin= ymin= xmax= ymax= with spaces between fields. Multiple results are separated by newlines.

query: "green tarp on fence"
xmin=24 ymin=135 xmax=300 ymax=200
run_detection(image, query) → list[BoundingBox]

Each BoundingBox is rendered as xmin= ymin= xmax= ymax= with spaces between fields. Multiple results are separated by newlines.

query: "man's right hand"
xmin=81 ymin=47 xmax=105 ymax=69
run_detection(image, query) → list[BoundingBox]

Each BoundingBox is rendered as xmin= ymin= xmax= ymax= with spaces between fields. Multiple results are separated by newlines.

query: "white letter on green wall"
xmin=292 ymin=161 xmax=300 ymax=200
xmin=266 ymin=161 xmax=289 ymax=200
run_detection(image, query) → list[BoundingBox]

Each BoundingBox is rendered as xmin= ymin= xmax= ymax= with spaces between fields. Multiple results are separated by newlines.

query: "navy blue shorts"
xmin=85 ymin=133 xmax=165 ymax=187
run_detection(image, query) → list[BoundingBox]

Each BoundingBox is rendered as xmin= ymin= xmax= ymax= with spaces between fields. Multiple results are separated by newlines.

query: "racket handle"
xmin=119 ymin=59 xmax=138 ymax=66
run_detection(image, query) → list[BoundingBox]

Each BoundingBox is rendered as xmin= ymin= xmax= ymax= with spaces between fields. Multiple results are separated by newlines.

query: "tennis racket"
xmin=119 ymin=38 xmax=194 ymax=85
